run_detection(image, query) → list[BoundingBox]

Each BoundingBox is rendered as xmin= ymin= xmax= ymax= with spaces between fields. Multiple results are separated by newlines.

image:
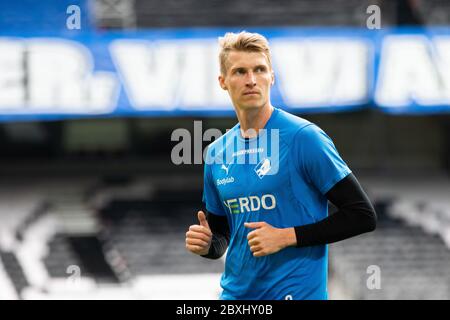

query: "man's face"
xmin=219 ymin=51 xmax=274 ymax=111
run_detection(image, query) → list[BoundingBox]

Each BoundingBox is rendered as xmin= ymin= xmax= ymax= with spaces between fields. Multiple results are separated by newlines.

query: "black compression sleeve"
xmin=200 ymin=211 xmax=230 ymax=259
xmin=294 ymin=173 xmax=377 ymax=247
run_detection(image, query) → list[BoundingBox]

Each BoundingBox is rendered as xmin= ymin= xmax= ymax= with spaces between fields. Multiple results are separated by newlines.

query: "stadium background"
xmin=0 ymin=0 xmax=450 ymax=300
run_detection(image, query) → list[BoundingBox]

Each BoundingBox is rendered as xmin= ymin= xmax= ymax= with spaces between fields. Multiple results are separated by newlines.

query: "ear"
xmin=218 ymin=74 xmax=228 ymax=91
xmin=271 ymin=70 xmax=275 ymax=86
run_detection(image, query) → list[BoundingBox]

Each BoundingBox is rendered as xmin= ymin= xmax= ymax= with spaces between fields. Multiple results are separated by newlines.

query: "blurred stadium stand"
xmin=95 ymin=0 xmax=136 ymax=29
xmin=0 ymin=173 xmax=225 ymax=299
xmin=0 ymin=0 xmax=94 ymax=31
xmin=331 ymin=210 xmax=450 ymax=299
xmin=1 ymin=0 xmax=450 ymax=300
xmin=132 ymin=0 xmax=394 ymax=28
xmin=410 ymin=0 xmax=450 ymax=25
xmin=330 ymin=176 xmax=450 ymax=299
xmin=92 ymin=0 xmax=450 ymax=29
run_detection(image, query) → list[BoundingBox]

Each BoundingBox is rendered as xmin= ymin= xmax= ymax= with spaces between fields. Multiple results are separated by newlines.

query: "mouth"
xmin=243 ymin=91 xmax=260 ymax=96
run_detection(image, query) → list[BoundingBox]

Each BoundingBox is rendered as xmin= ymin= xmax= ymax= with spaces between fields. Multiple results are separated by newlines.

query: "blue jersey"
xmin=202 ymin=107 xmax=351 ymax=300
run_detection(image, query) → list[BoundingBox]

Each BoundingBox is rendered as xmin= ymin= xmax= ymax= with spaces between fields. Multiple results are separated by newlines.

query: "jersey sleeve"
xmin=202 ymin=150 xmax=226 ymax=216
xmin=293 ymin=124 xmax=351 ymax=195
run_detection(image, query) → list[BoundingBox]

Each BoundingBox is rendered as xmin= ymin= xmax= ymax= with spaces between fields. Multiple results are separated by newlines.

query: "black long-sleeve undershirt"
xmin=201 ymin=173 xmax=377 ymax=259
xmin=201 ymin=210 xmax=231 ymax=259
xmin=294 ymin=173 xmax=377 ymax=247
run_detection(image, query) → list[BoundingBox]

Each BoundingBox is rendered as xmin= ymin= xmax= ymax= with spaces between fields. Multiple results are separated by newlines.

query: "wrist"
xmin=200 ymin=242 xmax=212 ymax=256
xmin=281 ymin=227 xmax=297 ymax=248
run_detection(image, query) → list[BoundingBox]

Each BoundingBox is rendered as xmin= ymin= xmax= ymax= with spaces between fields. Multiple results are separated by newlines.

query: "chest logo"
xmin=221 ymin=163 xmax=231 ymax=176
xmin=255 ymin=158 xmax=271 ymax=179
xmin=224 ymin=194 xmax=276 ymax=214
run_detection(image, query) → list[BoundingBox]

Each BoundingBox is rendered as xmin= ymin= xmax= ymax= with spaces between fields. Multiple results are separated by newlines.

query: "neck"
xmin=235 ymin=103 xmax=274 ymax=138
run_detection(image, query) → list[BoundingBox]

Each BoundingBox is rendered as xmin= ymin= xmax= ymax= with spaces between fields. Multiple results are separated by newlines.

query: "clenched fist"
xmin=244 ymin=221 xmax=297 ymax=257
xmin=185 ymin=211 xmax=212 ymax=256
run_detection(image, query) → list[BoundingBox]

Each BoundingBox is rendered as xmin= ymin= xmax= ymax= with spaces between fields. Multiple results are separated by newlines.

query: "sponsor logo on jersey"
xmin=216 ymin=176 xmax=235 ymax=186
xmin=221 ymin=163 xmax=231 ymax=175
xmin=232 ymin=148 xmax=264 ymax=158
xmin=224 ymin=194 xmax=276 ymax=214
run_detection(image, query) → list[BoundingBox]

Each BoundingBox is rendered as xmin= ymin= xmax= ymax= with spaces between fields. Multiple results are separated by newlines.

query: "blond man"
xmin=186 ymin=32 xmax=376 ymax=300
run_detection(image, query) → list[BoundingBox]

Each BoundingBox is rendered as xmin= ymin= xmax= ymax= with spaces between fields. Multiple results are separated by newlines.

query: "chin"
xmin=240 ymin=99 xmax=265 ymax=109
xmin=240 ymin=104 xmax=262 ymax=110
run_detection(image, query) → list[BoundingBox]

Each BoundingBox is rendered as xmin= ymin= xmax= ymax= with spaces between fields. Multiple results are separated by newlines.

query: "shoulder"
xmin=295 ymin=122 xmax=328 ymax=141
xmin=292 ymin=122 xmax=337 ymax=155
xmin=274 ymin=109 xmax=336 ymax=155
xmin=276 ymin=108 xmax=312 ymax=128
xmin=273 ymin=108 xmax=316 ymax=145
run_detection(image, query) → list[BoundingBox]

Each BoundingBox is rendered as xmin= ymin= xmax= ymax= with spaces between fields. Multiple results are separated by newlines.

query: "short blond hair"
xmin=218 ymin=31 xmax=272 ymax=75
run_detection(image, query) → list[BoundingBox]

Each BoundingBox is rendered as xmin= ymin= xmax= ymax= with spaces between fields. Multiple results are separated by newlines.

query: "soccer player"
xmin=185 ymin=31 xmax=377 ymax=300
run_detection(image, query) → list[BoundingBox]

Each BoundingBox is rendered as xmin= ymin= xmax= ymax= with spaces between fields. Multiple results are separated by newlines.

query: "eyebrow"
xmin=254 ymin=65 xmax=267 ymax=70
xmin=230 ymin=65 xmax=267 ymax=73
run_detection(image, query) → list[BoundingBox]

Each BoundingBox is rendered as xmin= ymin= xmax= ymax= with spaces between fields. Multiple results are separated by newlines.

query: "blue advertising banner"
xmin=0 ymin=27 xmax=449 ymax=121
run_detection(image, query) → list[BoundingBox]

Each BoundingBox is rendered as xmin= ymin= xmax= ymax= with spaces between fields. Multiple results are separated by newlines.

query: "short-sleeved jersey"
xmin=202 ymin=107 xmax=351 ymax=300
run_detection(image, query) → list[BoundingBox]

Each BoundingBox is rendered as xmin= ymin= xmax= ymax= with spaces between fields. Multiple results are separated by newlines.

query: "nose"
xmin=245 ymin=71 xmax=256 ymax=87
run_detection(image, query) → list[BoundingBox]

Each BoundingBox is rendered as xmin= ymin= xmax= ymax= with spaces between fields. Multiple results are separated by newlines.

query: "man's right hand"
xmin=185 ymin=210 xmax=212 ymax=256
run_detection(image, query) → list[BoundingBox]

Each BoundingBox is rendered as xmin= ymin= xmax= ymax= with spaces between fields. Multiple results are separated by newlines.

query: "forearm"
xmin=294 ymin=204 xmax=376 ymax=247
xmin=201 ymin=233 xmax=229 ymax=259
xmin=200 ymin=211 xmax=230 ymax=260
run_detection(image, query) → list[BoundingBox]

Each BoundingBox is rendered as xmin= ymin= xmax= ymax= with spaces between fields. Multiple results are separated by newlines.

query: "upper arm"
xmin=325 ymin=173 xmax=374 ymax=210
xmin=202 ymin=155 xmax=226 ymax=216
xmin=293 ymin=124 xmax=352 ymax=195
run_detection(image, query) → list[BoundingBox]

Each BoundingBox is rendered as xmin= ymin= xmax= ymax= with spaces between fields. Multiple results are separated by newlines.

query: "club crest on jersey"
xmin=255 ymin=158 xmax=271 ymax=179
